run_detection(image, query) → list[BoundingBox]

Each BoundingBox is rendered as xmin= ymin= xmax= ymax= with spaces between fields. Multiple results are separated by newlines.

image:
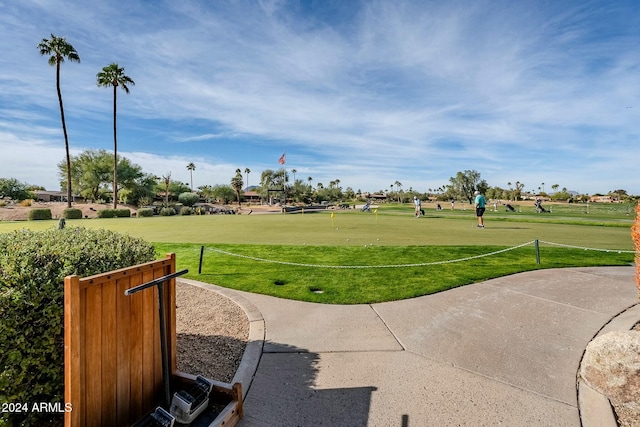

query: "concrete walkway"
xmin=220 ymin=267 xmax=638 ymax=426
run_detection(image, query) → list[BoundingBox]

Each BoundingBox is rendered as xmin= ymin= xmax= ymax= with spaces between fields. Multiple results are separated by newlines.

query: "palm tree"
xmin=97 ymin=63 xmax=135 ymax=208
xmin=291 ymin=169 xmax=297 ymax=183
xmin=394 ymin=181 xmax=403 ymax=202
xmin=162 ymin=173 xmax=171 ymax=208
xmin=231 ymin=170 xmax=244 ymax=207
xmin=244 ymin=168 xmax=251 ymax=189
xmin=37 ymin=34 xmax=80 ymax=208
xmin=186 ymin=162 xmax=196 ymax=190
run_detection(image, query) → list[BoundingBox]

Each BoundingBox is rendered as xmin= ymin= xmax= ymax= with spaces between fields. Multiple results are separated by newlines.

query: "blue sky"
xmin=1 ymin=0 xmax=639 ymax=195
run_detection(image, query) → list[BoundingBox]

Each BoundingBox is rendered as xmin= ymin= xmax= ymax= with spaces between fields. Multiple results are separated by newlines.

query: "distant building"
xmin=589 ymin=195 xmax=618 ymax=203
xmin=34 ymin=190 xmax=74 ymax=202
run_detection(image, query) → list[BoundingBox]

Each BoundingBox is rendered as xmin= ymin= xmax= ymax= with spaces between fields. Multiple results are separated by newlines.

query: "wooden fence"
xmin=64 ymin=254 xmax=177 ymax=427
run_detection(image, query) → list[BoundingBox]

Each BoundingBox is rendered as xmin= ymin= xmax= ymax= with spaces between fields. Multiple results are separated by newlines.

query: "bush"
xmin=63 ymin=208 xmax=83 ymax=219
xmin=116 ymin=208 xmax=131 ymax=218
xmin=97 ymin=208 xmax=131 ymax=218
xmin=178 ymin=192 xmax=200 ymax=207
xmin=180 ymin=207 xmax=192 ymax=215
xmin=160 ymin=207 xmax=176 ymax=216
xmin=137 ymin=208 xmax=154 ymax=217
xmin=20 ymin=199 xmax=33 ymax=207
xmin=0 ymin=228 xmax=155 ymax=426
xmin=97 ymin=208 xmax=117 ymax=218
xmin=27 ymin=208 xmax=52 ymax=220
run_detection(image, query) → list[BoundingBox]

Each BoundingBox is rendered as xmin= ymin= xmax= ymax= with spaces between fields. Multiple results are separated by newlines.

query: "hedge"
xmin=0 ymin=228 xmax=155 ymax=426
xmin=97 ymin=208 xmax=131 ymax=218
xmin=137 ymin=208 xmax=154 ymax=217
xmin=160 ymin=207 xmax=176 ymax=216
xmin=27 ymin=208 xmax=52 ymax=220
xmin=63 ymin=208 xmax=83 ymax=219
xmin=180 ymin=207 xmax=192 ymax=215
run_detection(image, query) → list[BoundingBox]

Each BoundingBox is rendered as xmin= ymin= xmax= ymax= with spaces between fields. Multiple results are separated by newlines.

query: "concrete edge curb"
xmin=177 ymin=279 xmax=266 ymax=400
xmin=578 ymin=303 xmax=640 ymax=427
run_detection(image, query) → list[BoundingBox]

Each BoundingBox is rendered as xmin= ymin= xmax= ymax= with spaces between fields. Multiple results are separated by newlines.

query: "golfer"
xmin=474 ymin=190 xmax=486 ymax=228
xmin=413 ymin=196 xmax=422 ymax=217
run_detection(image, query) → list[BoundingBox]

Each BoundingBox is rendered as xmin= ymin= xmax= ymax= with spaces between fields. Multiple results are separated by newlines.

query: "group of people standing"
xmin=412 ymin=192 xmax=486 ymax=228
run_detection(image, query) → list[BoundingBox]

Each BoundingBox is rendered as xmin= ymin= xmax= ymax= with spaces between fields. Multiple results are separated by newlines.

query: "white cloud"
xmin=1 ymin=0 xmax=639 ymax=194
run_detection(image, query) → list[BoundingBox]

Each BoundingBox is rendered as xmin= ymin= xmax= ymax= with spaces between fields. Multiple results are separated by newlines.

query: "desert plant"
xmin=160 ymin=207 xmax=176 ymax=216
xmin=178 ymin=192 xmax=199 ymax=207
xmin=27 ymin=208 xmax=52 ymax=220
xmin=63 ymin=208 xmax=83 ymax=219
xmin=20 ymin=199 xmax=34 ymax=207
xmin=0 ymin=227 xmax=155 ymax=426
xmin=180 ymin=206 xmax=192 ymax=215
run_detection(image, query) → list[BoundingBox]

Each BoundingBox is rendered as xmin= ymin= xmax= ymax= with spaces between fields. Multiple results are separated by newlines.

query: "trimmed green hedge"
xmin=160 ymin=207 xmax=176 ymax=216
xmin=63 ymin=208 xmax=83 ymax=219
xmin=0 ymin=228 xmax=155 ymax=426
xmin=180 ymin=207 xmax=192 ymax=215
xmin=137 ymin=208 xmax=154 ymax=217
xmin=97 ymin=208 xmax=131 ymax=218
xmin=27 ymin=208 xmax=52 ymax=220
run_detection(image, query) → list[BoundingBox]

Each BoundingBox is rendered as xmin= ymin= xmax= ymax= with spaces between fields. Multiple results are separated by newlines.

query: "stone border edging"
xmin=577 ymin=303 xmax=640 ymax=427
xmin=177 ymin=278 xmax=265 ymax=400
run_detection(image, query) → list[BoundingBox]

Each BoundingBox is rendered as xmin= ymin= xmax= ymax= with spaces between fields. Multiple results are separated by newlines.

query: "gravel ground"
xmin=176 ymin=283 xmax=249 ymax=383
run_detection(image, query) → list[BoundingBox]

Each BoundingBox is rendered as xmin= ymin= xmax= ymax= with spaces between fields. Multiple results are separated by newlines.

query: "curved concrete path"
xmin=207 ymin=266 xmax=638 ymax=426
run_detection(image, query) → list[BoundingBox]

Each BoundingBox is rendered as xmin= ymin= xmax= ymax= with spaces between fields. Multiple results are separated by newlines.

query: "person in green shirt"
xmin=474 ymin=190 xmax=486 ymax=228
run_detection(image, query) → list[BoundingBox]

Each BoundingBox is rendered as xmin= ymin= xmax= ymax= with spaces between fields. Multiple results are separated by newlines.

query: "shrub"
xmin=116 ymin=208 xmax=131 ymax=218
xmin=63 ymin=208 xmax=83 ymax=219
xmin=137 ymin=208 xmax=154 ymax=217
xmin=178 ymin=192 xmax=200 ymax=207
xmin=180 ymin=207 xmax=192 ymax=215
xmin=20 ymin=199 xmax=33 ymax=207
xmin=0 ymin=228 xmax=155 ymax=426
xmin=97 ymin=208 xmax=131 ymax=218
xmin=97 ymin=208 xmax=117 ymax=218
xmin=160 ymin=207 xmax=176 ymax=216
xmin=27 ymin=208 xmax=52 ymax=220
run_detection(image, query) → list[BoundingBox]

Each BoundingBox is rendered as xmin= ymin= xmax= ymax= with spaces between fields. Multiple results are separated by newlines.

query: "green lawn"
xmin=1 ymin=205 xmax=635 ymax=304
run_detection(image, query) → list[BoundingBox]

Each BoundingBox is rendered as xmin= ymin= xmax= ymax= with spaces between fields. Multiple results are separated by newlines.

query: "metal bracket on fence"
xmin=125 ymin=268 xmax=188 ymax=407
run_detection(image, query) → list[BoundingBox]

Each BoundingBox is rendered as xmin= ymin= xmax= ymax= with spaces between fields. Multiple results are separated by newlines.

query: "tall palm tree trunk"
xmin=113 ymin=85 xmax=118 ymax=209
xmin=57 ymin=62 xmax=73 ymax=209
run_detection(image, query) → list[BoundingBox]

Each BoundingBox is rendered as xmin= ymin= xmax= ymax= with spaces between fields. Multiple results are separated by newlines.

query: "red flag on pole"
xmin=278 ymin=153 xmax=286 ymax=165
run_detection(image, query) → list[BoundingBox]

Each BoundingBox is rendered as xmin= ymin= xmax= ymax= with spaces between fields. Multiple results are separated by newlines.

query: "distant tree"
xmin=231 ymin=170 xmax=244 ymax=206
xmin=447 ymin=170 xmax=488 ymax=203
xmin=97 ymin=63 xmax=135 ymax=208
xmin=552 ymin=184 xmax=560 ymax=193
xmin=38 ymin=34 xmax=80 ymax=208
xmin=0 ymin=178 xmax=34 ymax=201
xmin=58 ymin=149 xmax=147 ymax=204
xmin=210 ymin=184 xmax=236 ymax=204
xmin=178 ymin=192 xmax=199 ymax=207
xmin=244 ymin=168 xmax=251 ymax=189
xmin=162 ymin=173 xmax=171 ymax=207
xmin=291 ymin=169 xmax=297 ymax=182
xmin=394 ymin=181 xmax=402 ymax=202
xmin=186 ymin=163 xmax=196 ymax=190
